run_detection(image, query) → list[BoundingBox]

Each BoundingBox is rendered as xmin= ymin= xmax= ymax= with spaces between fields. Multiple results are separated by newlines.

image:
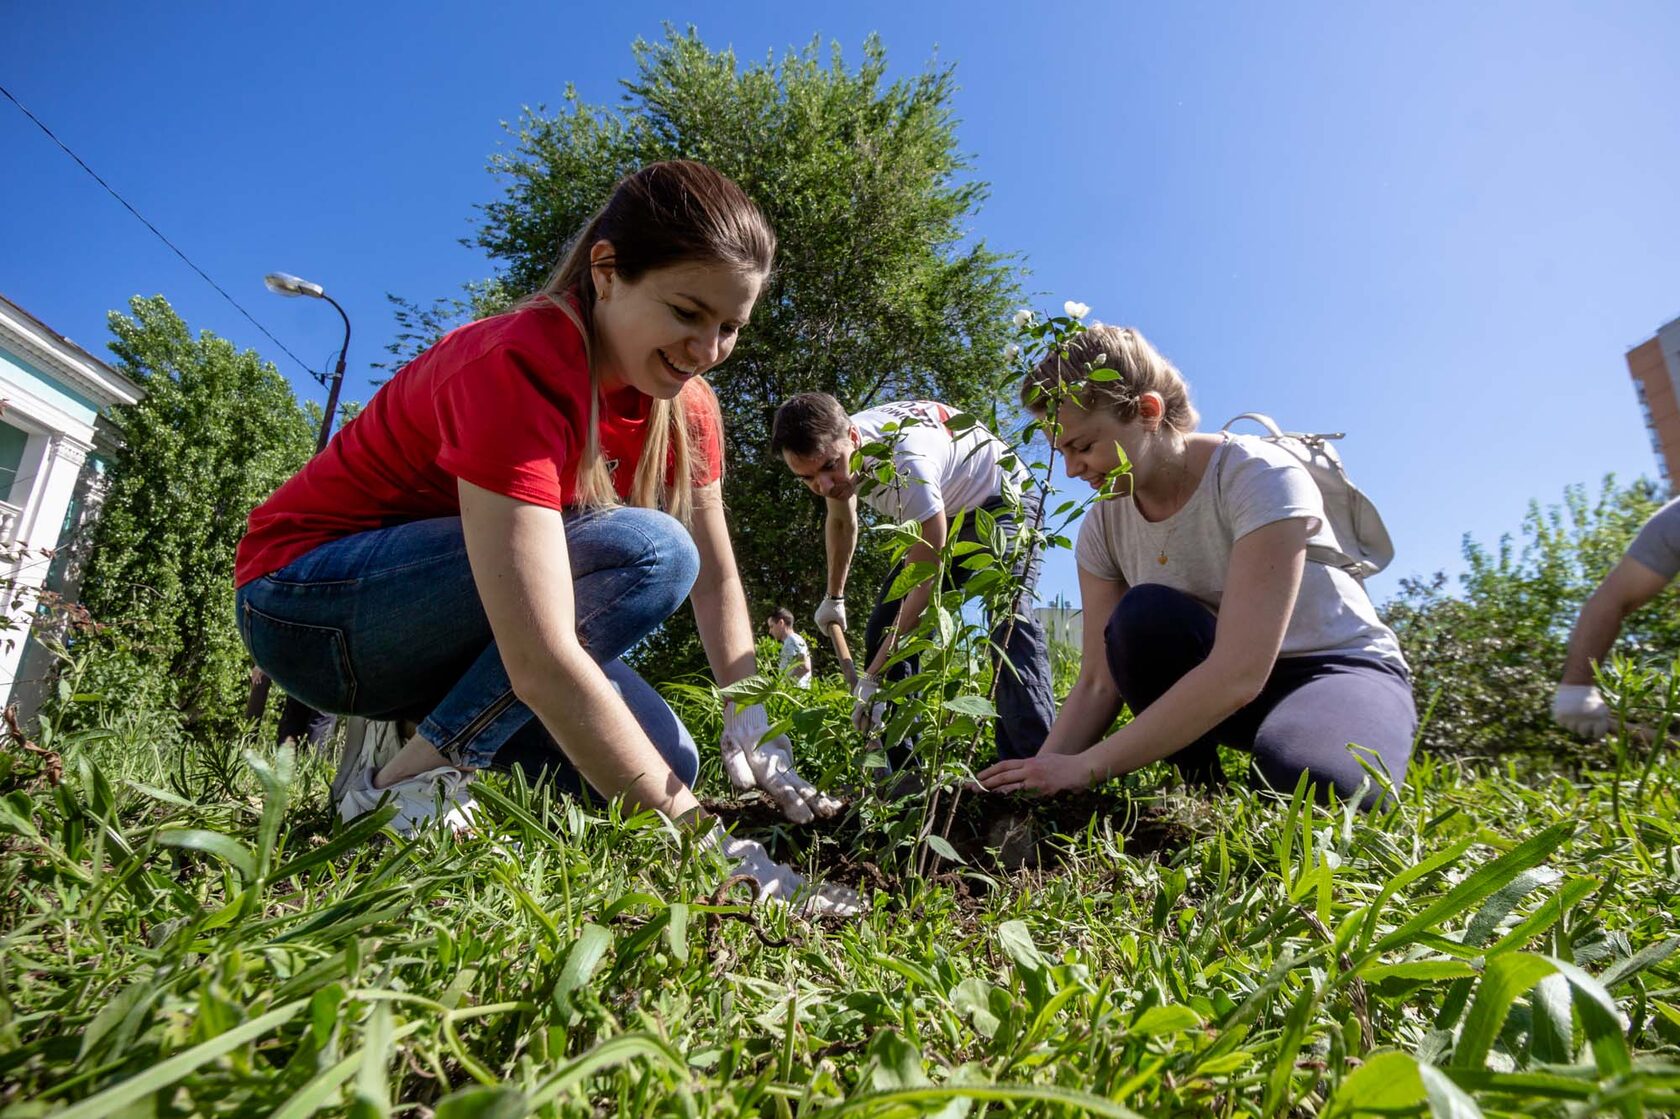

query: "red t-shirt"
xmin=234 ymin=300 xmax=723 ymax=586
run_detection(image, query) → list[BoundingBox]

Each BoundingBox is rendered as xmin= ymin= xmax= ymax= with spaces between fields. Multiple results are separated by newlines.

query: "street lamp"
xmin=265 ymin=272 xmax=350 ymax=454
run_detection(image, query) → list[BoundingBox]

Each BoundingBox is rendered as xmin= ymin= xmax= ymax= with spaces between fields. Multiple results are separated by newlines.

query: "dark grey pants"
xmin=1105 ymin=583 xmax=1415 ymax=806
xmin=864 ymin=493 xmax=1056 ymax=763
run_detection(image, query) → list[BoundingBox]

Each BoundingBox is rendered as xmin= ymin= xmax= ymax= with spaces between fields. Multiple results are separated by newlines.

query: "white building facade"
xmin=0 ymin=294 xmax=142 ymax=714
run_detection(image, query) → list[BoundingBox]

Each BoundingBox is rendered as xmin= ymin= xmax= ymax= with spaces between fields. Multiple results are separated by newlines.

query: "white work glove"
xmin=720 ymin=702 xmax=843 ymax=823
xmin=814 ymin=596 xmax=847 ymax=633
xmin=707 ymin=826 xmax=863 ymax=917
xmin=1552 ymin=683 xmax=1612 ymax=740
xmin=851 ymin=674 xmax=885 ymax=734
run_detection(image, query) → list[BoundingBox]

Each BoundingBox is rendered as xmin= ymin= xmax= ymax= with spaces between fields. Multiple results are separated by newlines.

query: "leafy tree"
xmin=390 ymin=27 xmax=1023 ymax=675
xmin=1382 ymin=475 xmax=1680 ymax=757
xmin=76 ymin=295 xmax=315 ymax=740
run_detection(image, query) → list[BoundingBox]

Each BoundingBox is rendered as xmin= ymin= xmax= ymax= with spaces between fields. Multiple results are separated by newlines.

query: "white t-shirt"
xmin=851 ymin=401 xmax=1030 ymax=524
xmin=778 ymin=630 xmax=812 ymax=688
xmin=1627 ymin=496 xmax=1680 ymax=579
xmin=1074 ymin=434 xmax=1406 ymax=667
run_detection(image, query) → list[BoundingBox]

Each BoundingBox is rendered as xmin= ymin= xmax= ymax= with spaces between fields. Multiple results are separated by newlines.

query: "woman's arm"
xmin=1037 ymin=568 xmax=1128 ymax=756
xmin=459 ymin=480 xmax=698 ymax=819
xmin=862 ymin=509 xmax=948 ymax=679
xmin=687 ymin=481 xmax=757 ymax=687
xmin=981 ymin=517 xmax=1309 ymax=794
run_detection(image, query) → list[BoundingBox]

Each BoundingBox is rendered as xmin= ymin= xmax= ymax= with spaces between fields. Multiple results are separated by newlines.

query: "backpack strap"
xmin=1221 ymin=412 xmax=1286 ymax=439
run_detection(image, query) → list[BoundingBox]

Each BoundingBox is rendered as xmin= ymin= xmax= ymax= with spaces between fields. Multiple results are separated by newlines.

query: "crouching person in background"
xmin=234 ymin=162 xmax=852 ymax=915
xmin=979 ymin=325 xmax=1415 ymax=807
xmin=771 ymin=392 xmax=1056 ymax=772
xmin=1552 ymin=495 xmax=1680 ymax=739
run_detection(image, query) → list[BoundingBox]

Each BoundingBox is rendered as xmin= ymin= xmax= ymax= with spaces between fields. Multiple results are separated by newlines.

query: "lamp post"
xmin=265 ymin=272 xmax=350 ymax=454
xmin=249 ymin=271 xmax=348 ymax=750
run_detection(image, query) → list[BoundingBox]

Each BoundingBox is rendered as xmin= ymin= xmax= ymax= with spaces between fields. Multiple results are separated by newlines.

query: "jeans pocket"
xmin=241 ymin=600 xmax=358 ymax=713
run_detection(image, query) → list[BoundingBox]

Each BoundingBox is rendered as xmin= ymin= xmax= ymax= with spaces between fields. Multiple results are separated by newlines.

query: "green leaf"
xmin=866 ymin=1029 xmax=930 ymax=1090
xmin=664 ymin=903 xmax=690 ymax=964
xmin=77 ymin=980 xmax=154 ymax=1063
xmin=556 ymin=924 xmax=613 ymax=1009
xmin=1326 ymin=1051 xmax=1449 ymax=1117
xmin=824 ymin=1084 xmax=1142 ymax=1118
xmin=949 ymin=978 xmax=1001 ymax=1038
xmin=270 ymin=802 xmax=400 ymax=882
xmin=352 ymin=998 xmax=393 ymax=1119
xmin=924 ymin=834 xmax=966 ymax=865
xmin=156 ymin=827 xmax=257 ymax=880
xmin=887 ymin=561 xmax=940 ymax=603
xmin=996 ymin=919 xmax=1046 ymax=973
xmin=1528 ymin=973 xmax=1573 ymax=1065
xmin=1376 ymin=822 xmax=1573 ymax=952
xmin=1544 ymin=956 xmax=1633 ymax=1079
xmin=1130 ymin=1004 xmax=1203 ymax=1038
xmin=943 ymin=695 xmax=997 ymax=719
xmin=1418 ymin=1062 xmax=1486 ymax=1119
xmin=1362 ymin=960 xmax=1480 ymax=985
xmin=1597 ymin=934 xmax=1680 ymax=989
xmin=525 ymin=1033 xmax=685 ymax=1109
xmin=50 ymin=999 xmax=307 ymax=1119
xmin=1452 ymin=952 xmax=1558 ymax=1069
xmin=434 ymin=1086 xmax=530 ymax=1119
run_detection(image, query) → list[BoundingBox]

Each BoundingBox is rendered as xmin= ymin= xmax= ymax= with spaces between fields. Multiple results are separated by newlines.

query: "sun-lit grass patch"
xmin=1 ymin=662 xmax=1677 ymax=1118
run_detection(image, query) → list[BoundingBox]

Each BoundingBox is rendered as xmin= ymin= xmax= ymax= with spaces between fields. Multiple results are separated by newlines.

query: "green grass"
xmin=2 ymin=674 xmax=1679 ymax=1118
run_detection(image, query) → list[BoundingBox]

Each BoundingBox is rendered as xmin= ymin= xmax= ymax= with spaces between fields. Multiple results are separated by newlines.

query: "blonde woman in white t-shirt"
xmin=978 ymin=326 xmax=1415 ymax=807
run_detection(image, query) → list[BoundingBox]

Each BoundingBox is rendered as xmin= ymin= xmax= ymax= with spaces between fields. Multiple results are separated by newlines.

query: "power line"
xmin=0 ymin=81 xmax=317 ymax=379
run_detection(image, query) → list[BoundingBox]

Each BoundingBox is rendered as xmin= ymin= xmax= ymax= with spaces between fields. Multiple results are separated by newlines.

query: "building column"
xmin=1 ymin=435 xmax=93 ymax=709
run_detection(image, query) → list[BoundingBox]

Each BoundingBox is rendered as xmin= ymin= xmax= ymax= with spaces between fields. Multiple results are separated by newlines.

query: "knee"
xmin=667 ymin=736 xmax=700 ymax=789
xmin=616 ymin=507 xmax=701 ymax=610
xmin=1104 ymin=583 xmax=1203 ymax=660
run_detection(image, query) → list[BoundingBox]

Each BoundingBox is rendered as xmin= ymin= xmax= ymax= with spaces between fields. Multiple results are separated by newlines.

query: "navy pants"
xmin=865 ymin=492 xmax=1056 ymax=763
xmin=1105 ymin=584 xmax=1415 ymax=806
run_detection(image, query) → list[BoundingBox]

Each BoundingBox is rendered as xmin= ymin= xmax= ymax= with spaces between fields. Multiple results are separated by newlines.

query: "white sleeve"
xmin=1074 ymin=501 xmax=1125 ymax=582
xmin=885 ymin=425 xmax=945 ymax=524
xmin=1222 ymin=443 xmax=1324 ymax=541
xmin=1627 ymin=497 xmax=1680 ymax=579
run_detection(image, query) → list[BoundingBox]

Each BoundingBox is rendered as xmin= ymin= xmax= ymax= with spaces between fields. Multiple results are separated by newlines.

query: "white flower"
xmin=1064 ymin=300 xmax=1091 ymax=320
xmin=1012 ymin=308 xmax=1034 ymax=328
xmin=1003 ymin=341 xmax=1021 ymax=360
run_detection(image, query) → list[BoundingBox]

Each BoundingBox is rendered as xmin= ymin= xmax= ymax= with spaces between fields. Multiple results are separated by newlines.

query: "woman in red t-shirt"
xmin=235 ymin=162 xmax=853 ymax=915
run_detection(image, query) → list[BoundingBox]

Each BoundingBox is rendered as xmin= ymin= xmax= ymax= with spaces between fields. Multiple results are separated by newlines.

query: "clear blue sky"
xmin=6 ymin=2 xmax=1679 ymax=610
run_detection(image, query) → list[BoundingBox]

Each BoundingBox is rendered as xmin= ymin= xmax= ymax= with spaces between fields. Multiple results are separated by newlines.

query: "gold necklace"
xmin=1148 ymin=452 xmax=1193 ymax=566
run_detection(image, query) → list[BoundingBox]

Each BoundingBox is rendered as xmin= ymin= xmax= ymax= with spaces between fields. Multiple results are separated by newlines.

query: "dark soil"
xmin=704 ymin=788 xmax=1193 ymax=896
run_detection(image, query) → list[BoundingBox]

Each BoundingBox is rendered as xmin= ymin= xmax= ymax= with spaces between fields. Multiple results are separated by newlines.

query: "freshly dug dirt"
xmin=704 ymin=788 xmax=1193 ymax=894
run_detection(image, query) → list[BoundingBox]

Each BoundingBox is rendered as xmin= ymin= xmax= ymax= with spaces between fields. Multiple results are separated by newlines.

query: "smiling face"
xmin=781 ymin=430 xmax=859 ymax=500
xmin=590 ymin=249 xmax=763 ymax=398
xmin=1048 ymin=401 xmax=1141 ymax=491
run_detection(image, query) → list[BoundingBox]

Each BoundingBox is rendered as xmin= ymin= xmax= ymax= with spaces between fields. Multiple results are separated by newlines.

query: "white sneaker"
xmin=337 ymin=764 xmax=477 ymax=837
xmin=331 ymin=719 xmax=407 ymax=808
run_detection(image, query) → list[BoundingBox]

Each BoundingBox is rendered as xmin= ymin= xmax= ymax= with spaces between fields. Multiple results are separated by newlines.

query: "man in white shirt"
xmin=1554 ymin=496 xmax=1680 ymax=738
xmin=771 ymin=392 xmax=1055 ymax=766
xmin=767 ymin=607 xmax=812 ymax=688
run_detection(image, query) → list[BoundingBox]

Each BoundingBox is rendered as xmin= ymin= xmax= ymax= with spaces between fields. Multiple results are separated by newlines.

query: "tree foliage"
xmin=390 ymin=27 xmax=1023 ymax=675
xmin=1382 ymin=475 xmax=1680 ymax=757
xmin=77 ymin=295 xmax=315 ymax=740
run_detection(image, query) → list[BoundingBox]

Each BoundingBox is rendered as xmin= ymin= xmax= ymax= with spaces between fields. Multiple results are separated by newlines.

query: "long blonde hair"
xmin=535 ymin=161 xmax=775 ymax=524
xmin=1022 ymin=324 xmax=1199 ymax=432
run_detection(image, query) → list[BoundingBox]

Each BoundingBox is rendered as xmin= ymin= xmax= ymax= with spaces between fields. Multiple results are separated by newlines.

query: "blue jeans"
xmin=1104 ymin=583 xmax=1415 ymax=806
xmin=864 ymin=491 xmax=1056 ymax=763
xmin=235 ymin=507 xmax=701 ymax=789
